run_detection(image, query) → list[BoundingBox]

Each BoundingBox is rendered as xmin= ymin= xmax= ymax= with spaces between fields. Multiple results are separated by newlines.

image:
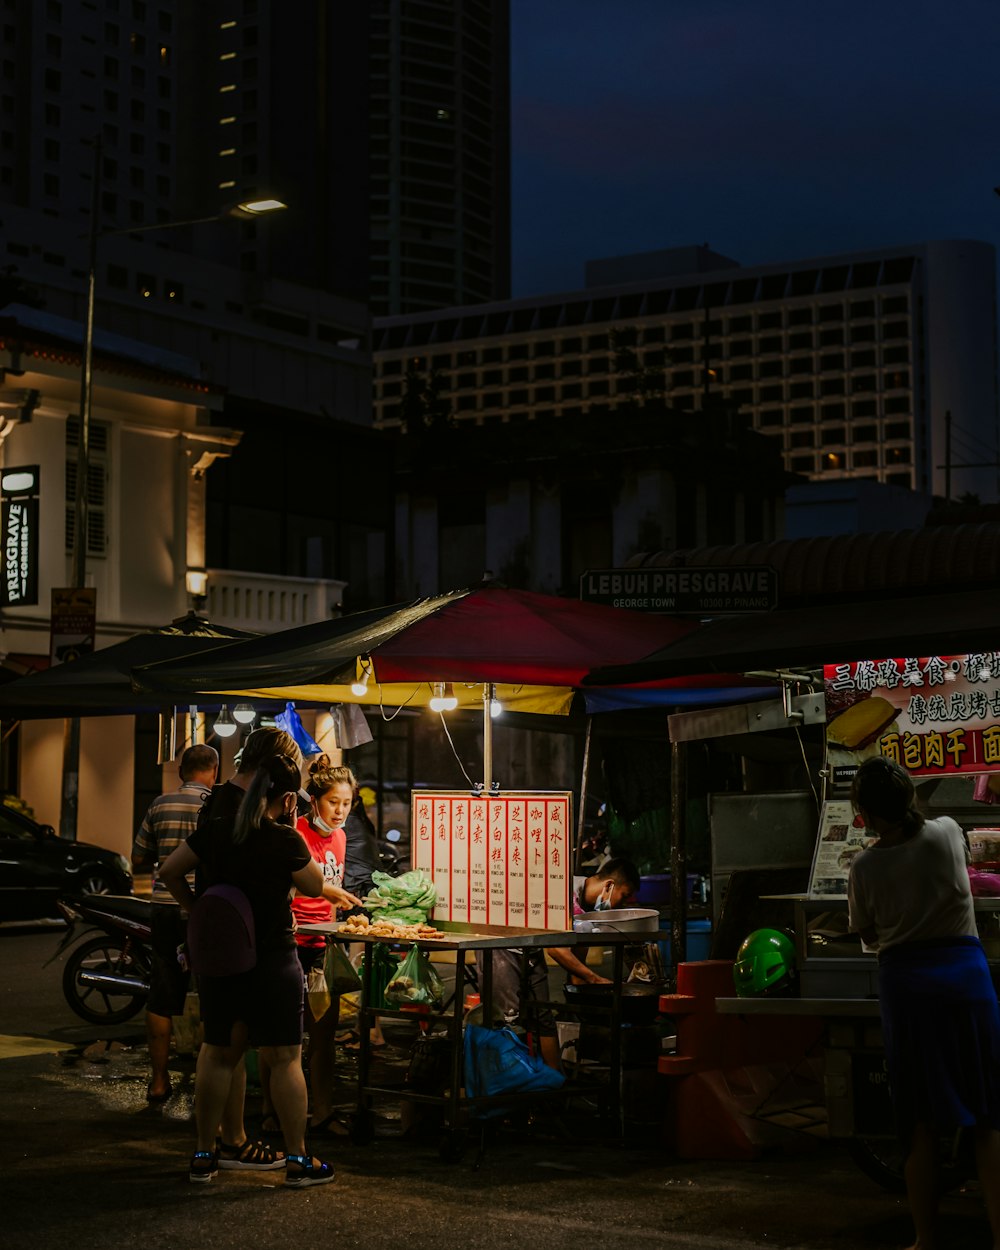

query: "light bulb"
xmin=233 ymin=702 xmax=256 ymax=725
xmin=351 ymin=662 xmax=371 ymax=698
xmin=430 ymin=681 xmax=458 ymax=713
xmin=490 ymin=697 xmax=502 ymax=718
xmin=213 ymin=705 xmax=237 ymax=738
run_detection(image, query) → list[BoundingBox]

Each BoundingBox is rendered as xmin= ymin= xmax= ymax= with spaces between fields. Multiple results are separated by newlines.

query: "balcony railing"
xmin=204 ymin=569 xmax=346 ymax=633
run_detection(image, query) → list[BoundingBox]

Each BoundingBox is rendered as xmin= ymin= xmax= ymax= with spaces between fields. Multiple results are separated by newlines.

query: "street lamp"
xmin=72 ymin=139 xmax=287 ymax=588
xmin=60 ymin=136 xmax=286 ymax=838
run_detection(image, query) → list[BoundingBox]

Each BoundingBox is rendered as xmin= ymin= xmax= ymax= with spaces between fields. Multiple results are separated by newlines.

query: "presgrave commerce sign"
xmin=580 ymin=565 xmax=778 ymax=614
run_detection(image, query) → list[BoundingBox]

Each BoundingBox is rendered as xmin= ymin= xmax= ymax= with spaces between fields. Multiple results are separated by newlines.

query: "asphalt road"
xmin=0 ymin=924 xmax=996 ymax=1250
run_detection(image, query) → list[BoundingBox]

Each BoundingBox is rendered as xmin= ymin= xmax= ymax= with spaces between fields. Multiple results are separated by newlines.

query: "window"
xmin=883 ymin=345 xmax=910 ymax=365
xmin=790 ymin=455 xmax=815 ymax=472
xmin=850 ymin=324 xmax=876 ymax=343
xmin=820 ymin=353 xmax=844 ymax=371
xmin=758 ymin=360 xmax=783 ymax=378
xmin=882 ymin=295 xmax=909 ymax=315
xmin=851 ymin=349 xmax=876 ymax=368
xmin=824 ymin=426 xmax=846 ymax=444
xmin=818 ymin=305 xmax=843 ymax=323
xmin=44 ymin=68 xmax=61 ymax=91
xmin=820 ymin=378 xmax=845 ymax=395
xmin=759 ymin=384 xmax=784 ymax=402
xmin=852 ymin=399 xmax=878 ymax=419
xmin=790 ymin=430 xmax=814 ymax=448
xmin=758 ymin=311 xmax=782 ymax=330
xmin=850 ymin=300 xmax=876 ymax=318
xmin=790 ymin=406 xmax=815 ymax=424
xmin=885 ymin=396 xmax=910 ymax=414
xmin=757 ymin=409 xmax=784 ymax=428
xmin=886 ymin=446 xmax=911 ymax=465
xmin=819 ymin=328 xmax=844 ymax=346
xmin=789 ymin=381 xmax=815 ymax=399
xmin=788 ymin=331 xmax=814 ymax=350
xmin=885 ymin=370 xmax=910 ymax=390
xmin=759 ymin=335 xmax=782 ymax=354
xmin=886 ymin=421 xmax=911 ymax=439
xmin=821 ymin=403 xmax=846 ymax=421
xmin=853 ymin=449 xmax=879 ymax=467
xmin=787 ymin=307 xmax=813 ymax=326
xmin=727 ymin=315 xmax=752 ymax=333
xmin=821 ymin=451 xmax=844 ymax=471
xmin=65 ymin=418 xmax=109 ymax=557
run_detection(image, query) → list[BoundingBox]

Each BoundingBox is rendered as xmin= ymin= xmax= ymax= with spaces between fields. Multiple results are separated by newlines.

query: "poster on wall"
xmin=49 ymin=587 xmax=96 ymax=665
xmin=807 ymin=799 xmax=875 ymax=898
xmin=824 ymin=654 xmax=1000 ymax=782
xmin=411 ymin=791 xmax=572 ymax=930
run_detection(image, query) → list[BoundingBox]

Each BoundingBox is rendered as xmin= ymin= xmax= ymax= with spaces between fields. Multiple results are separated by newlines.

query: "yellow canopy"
xmin=199 ymin=681 xmax=574 ymax=716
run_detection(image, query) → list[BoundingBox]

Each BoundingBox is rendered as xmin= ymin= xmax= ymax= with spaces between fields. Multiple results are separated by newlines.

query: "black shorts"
xmin=199 ymin=945 xmax=305 ymax=1048
xmin=146 ymin=903 xmax=190 ymax=1018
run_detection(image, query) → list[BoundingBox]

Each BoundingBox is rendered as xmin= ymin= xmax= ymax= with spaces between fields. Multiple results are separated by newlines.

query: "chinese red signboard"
xmin=411 ymin=791 xmax=572 ymax=930
xmin=824 ymin=654 xmax=1000 ymax=778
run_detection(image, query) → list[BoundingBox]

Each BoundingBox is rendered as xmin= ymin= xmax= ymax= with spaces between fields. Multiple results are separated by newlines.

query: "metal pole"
xmin=482 ymin=682 xmax=493 ymax=792
xmin=669 ymin=739 xmax=688 ymax=980
xmin=574 ymin=715 xmax=593 ymax=871
xmin=60 ymin=135 xmax=101 ymax=841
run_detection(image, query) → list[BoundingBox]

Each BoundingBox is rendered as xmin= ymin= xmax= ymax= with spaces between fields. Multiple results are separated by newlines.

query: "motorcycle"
xmin=49 ymin=893 xmax=154 ymax=1025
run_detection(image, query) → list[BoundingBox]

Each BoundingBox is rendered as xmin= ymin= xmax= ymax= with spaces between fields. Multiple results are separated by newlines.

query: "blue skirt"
xmin=879 ymin=936 xmax=1000 ymax=1142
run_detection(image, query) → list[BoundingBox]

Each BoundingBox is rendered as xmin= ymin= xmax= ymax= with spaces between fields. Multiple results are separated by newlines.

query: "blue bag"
xmin=464 ymin=1024 xmax=565 ymax=1110
xmin=275 ymin=701 xmax=322 ymax=756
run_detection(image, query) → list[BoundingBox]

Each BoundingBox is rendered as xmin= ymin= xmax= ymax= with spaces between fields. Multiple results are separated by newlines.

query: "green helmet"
xmin=733 ymin=928 xmax=796 ymax=998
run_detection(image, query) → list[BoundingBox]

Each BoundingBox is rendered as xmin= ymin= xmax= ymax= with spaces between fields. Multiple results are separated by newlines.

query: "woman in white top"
xmin=848 ymin=756 xmax=1000 ymax=1250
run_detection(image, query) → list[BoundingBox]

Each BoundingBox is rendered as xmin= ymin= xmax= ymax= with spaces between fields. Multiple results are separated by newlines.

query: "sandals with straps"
xmin=284 ymin=1153 xmax=336 ymax=1188
xmin=216 ymin=1137 xmax=285 ymax=1171
xmin=189 ymin=1149 xmax=218 ymax=1185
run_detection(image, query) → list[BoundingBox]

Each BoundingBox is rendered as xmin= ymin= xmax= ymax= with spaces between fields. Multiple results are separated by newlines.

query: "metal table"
xmin=301 ymin=919 xmax=585 ymax=1158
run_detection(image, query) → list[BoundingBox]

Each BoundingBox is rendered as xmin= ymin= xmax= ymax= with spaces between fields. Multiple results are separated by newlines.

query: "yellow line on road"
xmin=0 ymin=1035 xmax=67 ymax=1060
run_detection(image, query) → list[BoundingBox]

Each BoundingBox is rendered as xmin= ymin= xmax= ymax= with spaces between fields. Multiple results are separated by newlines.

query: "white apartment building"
xmin=373 ymin=240 xmax=1000 ymax=503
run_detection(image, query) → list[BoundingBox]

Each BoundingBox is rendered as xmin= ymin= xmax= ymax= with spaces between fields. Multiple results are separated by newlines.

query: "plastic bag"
xmin=363 ymin=869 xmax=437 ymax=924
xmin=359 ymin=942 xmax=400 ymax=1009
xmin=324 ymin=941 xmax=363 ymax=995
xmin=306 ymin=965 xmax=332 ymax=1020
xmin=464 ymin=1024 xmax=564 ymax=1109
xmin=384 ymin=944 xmax=444 ymax=1007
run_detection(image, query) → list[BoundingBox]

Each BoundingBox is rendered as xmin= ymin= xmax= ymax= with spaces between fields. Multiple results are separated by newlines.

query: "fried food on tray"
xmin=340 ymin=913 xmax=446 ymax=941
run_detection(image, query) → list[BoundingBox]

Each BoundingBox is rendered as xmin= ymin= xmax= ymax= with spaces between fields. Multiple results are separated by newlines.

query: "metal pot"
xmin=573 ymin=907 xmax=659 ymax=934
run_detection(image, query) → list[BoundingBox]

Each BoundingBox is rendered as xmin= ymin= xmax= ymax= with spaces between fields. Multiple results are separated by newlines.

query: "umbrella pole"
xmin=483 ymin=682 xmax=494 ymax=792
xmin=574 ymin=715 xmax=593 ymax=871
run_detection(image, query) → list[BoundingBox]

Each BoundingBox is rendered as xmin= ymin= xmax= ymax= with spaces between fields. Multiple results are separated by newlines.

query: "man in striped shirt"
xmin=132 ymin=743 xmax=218 ymax=1101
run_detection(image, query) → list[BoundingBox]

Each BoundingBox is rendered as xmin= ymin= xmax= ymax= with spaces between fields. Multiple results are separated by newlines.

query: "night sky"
xmin=510 ymin=0 xmax=1000 ymax=298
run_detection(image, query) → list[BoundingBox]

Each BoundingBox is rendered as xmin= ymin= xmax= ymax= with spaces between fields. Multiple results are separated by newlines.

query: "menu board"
xmin=411 ymin=791 xmax=572 ymax=930
xmin=807 ymin=800 xmax=875 ymax=898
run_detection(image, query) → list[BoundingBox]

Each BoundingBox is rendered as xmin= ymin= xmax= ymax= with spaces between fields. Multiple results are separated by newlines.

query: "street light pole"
xmin=58 ymin=159 xmax=286 ymax=838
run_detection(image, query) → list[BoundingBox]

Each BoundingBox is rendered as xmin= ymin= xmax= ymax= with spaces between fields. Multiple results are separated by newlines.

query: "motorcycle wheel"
xmin=846 ymin=1134 xmax=972 ymax=1195
xmin=62 ymin=934 xmax=149 ymax=1025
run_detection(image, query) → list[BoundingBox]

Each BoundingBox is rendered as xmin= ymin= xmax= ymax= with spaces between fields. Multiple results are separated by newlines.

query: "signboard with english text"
xmin=580 ymin=565 xmax=777 ymax=614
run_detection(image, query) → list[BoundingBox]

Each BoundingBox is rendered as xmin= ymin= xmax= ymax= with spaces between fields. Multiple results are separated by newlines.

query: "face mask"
xmin=312 ymin=813 xmax=334 ymax=834
xmin=594 ymin=881 xmax=615 ymax=911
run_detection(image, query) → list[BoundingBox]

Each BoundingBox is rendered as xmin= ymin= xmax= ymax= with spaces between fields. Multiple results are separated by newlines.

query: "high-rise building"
xmin=368 ymin=0 xmax=511 ymax=317
xmin=373 ymin=240 xmax=1000 ymax=502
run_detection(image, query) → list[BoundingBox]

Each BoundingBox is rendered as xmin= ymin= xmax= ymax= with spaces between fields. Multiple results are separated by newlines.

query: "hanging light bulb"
xmin=213 ymin=705 xmax=237 ymax=738
xmin=351 ymin=658 xmax=371 ymax=698
xmin=233 ymin=702 xmax=256 ymax=725
xmin=429 ymin=681 xmax=458 ymax=712
xmin=490 ymin=696 xmax=502 ymax=718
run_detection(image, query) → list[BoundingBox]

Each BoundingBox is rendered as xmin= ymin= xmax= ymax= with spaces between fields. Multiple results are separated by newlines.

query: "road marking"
xmin=0 ymin=1034 xmax=67 ymax=1060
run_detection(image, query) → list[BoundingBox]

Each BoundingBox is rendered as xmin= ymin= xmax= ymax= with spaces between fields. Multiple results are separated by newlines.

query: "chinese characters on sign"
xmin=824 ymin=654 xmax=1000 ymax=779
xmin=411 ymin=791 xmax=572 ymax=929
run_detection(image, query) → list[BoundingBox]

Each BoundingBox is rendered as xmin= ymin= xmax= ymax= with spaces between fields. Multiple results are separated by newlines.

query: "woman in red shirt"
xmin=276 ymin=756 xmax=363 ymax=1134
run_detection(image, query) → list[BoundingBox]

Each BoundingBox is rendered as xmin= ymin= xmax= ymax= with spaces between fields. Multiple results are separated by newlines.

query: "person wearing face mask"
xmin=260 ymin=756 xmax=363 ymax=1137
xmin=572 ymin=857 xmax=641 ymax=918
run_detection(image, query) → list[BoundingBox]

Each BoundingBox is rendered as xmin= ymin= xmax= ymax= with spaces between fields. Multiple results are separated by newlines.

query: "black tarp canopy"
xmin=0 ymin=614 xmax=257 ymax=718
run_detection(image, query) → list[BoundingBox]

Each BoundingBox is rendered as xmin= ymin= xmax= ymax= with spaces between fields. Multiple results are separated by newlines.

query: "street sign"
xmin=580 ymin=565 xmax=778 ymax=614
xmin=49 ymin=587 xmax=96 ymax=665
xmin=1 ymin=464 xmax=40 ymax=607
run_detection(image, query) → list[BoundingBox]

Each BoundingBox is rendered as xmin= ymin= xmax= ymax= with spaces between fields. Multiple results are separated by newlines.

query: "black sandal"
xmin=284 ymin=1154 xmax=336 ymax=1188
xmin=189 ymin=1149 xmax=218 ymax=1185
xmin=216 ymin=1137 xmax=285 ymax=1171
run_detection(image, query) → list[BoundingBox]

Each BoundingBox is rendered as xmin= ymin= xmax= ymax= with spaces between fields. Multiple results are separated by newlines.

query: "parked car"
xmin=0 ymin=802 xmax=132 ymax=921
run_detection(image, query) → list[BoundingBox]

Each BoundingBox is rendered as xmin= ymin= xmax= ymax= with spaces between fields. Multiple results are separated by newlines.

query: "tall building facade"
xmin=373 ymin=240 xmax=1000 ymax=502
xmin=368 ymin=0 xmax=511 ymax=316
